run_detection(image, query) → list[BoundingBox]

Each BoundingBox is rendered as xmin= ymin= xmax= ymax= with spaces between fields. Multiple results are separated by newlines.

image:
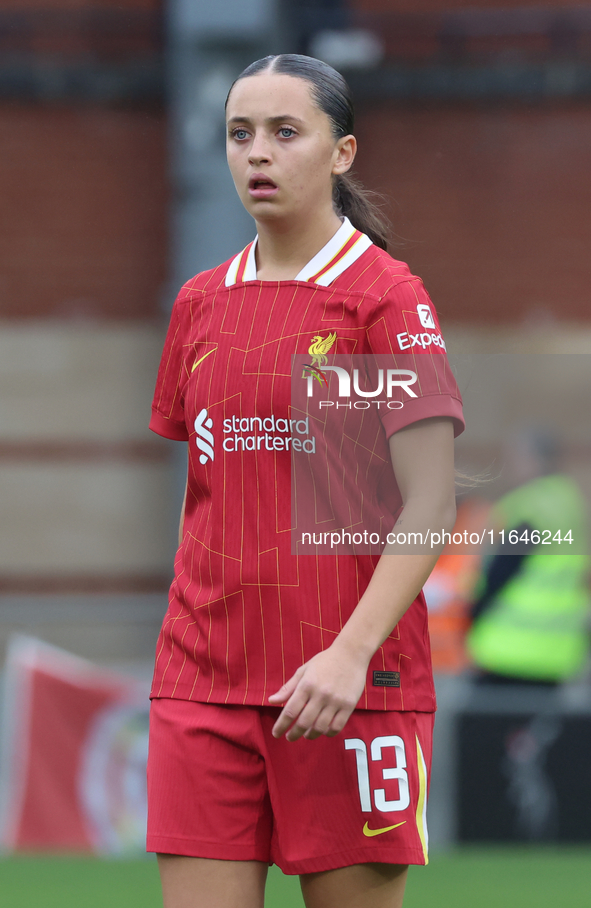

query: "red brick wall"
xmin=0 ymin=0 xmax=167 ymax=319
xmin=354 ymin=1 xmax=584 ymax=12
xmin=349 ymin=2 xmax=591 ymax=63
xmin=0 ymin=1 xmax=160 ymax=10
xmin=0 ymin=106 xmax=167 ymax=319
xmin=0 ymin=1 xmax=162 ymax=58
xmin=354 ymin=102 xmax=591 ymax=323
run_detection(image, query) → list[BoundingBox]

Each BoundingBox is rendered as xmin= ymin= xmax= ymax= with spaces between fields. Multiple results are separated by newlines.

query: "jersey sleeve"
xmin=149 ymin=294 xmax=191 ymax=441
xmin=366 ymin=276 xmax=464 ymax=439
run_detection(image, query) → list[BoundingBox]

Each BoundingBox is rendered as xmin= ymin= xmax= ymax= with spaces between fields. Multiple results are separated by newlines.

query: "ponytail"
xmin=333 ymin=173 xmax=390 ymax=251
xmin=227 ymin=54 xmax=391 ymax=251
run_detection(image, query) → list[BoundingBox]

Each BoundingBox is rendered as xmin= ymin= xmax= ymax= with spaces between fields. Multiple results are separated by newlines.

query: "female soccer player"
xmin=147 ymin=54 xmax=464 ymax=908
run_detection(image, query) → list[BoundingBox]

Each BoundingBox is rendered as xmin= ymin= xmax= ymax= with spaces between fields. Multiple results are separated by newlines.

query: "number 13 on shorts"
xmin=344 ymin=731 xmax=430 ymax=860
xmin=345 ymin=735 xmax=410 ymax=811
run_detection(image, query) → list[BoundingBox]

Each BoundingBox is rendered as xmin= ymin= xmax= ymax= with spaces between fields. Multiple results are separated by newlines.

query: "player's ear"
xmin=332 ymin=135 xmax=356 ymax=176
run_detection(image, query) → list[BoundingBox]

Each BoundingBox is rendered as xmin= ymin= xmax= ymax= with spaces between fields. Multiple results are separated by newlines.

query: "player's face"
xmin=225 ymin=72 xmax=355 ymax=225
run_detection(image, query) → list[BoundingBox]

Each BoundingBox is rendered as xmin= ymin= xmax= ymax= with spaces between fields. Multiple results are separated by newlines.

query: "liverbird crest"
xmin=307 ymin=332 xmax=337 ymax=367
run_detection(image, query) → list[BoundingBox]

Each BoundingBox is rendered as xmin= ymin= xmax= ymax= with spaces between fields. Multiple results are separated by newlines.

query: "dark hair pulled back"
xmin=226 ymin=54 xmax=390 ymax=251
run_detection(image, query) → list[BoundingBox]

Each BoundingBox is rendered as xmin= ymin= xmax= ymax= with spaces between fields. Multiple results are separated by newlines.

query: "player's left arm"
xmin=178 ymin=477 xmax=188 ymax=547
xmin=269 ymin=416 xmax=456 ymax=741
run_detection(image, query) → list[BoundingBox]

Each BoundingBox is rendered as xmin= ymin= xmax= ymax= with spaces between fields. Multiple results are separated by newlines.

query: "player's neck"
xmin=254 ymin=210 xmax=343 ymax=281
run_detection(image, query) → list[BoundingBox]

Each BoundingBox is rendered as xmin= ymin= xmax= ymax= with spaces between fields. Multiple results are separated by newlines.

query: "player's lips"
xmin=248 ymin=173 xmax=279 ymax=199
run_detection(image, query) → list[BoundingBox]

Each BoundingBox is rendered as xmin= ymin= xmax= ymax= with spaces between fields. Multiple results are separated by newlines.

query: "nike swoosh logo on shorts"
xmin=362 ymin=820 xmax=406 ymax=837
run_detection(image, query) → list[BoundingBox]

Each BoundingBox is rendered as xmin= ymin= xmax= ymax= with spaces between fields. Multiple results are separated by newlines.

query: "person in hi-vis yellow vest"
xmin=467 ymin=429 xmax=590 ymax=685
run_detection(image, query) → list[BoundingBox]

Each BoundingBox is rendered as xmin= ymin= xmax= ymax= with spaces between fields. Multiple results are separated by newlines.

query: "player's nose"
xmin=248 ymin=130 xmax=272 ymax=165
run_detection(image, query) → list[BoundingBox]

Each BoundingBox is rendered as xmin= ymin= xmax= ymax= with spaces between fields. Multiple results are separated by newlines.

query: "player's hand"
xmin=268 ymin=641 xmax=369 ymax=741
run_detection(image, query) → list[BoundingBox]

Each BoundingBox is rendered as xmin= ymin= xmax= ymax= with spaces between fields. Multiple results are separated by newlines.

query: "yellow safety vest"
xmin=467 ymin=474 xmax=590 ymax=681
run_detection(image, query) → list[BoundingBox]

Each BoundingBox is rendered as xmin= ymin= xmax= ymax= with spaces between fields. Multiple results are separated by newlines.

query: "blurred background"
xmin=0 ymin=0 xmax=590 ymax=905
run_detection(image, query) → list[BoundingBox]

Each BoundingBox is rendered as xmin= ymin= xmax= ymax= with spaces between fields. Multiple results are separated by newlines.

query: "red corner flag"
xmin=0 ymin=635 xmax=149 ymax=854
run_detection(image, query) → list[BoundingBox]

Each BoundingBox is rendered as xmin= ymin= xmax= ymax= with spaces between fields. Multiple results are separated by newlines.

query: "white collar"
xmin=225 ymin=217 xmax=373 ymax=288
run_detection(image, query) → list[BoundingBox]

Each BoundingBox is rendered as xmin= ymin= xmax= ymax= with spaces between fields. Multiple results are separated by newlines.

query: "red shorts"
xmin=147 ymin=698 xmax=433 ymax=875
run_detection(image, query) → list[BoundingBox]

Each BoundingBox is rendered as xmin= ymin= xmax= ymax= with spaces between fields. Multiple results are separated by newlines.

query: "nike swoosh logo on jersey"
xmin=362 ymin=820 xmax=406 ymax=837
xmin=191 ymin=347 xmax=217 ymax=372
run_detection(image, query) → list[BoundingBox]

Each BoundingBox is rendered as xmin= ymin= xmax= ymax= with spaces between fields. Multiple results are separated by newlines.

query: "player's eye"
xmin=231 ymin=128 xmax=249 ymax=140
xmin=278 ymin=127 xmax=296 ymax=138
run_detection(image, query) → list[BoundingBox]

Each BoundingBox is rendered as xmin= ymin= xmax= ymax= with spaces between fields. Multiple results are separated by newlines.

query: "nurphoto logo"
xmin=303 ymin=365 xmax=418 ymax=410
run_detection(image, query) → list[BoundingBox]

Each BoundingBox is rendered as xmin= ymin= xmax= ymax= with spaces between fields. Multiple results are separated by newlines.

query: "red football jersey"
xmin=150 ymin=218 xmax=464 ymax=711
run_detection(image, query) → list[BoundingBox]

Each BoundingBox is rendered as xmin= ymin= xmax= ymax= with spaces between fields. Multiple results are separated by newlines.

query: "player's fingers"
xmin=286 ymin=680 xmax=362 ymax=740
xmin=303 ymin=706 xmax=337 ymax=740
xmin=271 ymin=684 xmax=312 ymax=738
xmin=324 ymin=706 xmax=354 ymax=736
xmin=284 ymin=697 xmax=328 ymax=742
xmin=268 ymin=666 xmax=305 ymax=704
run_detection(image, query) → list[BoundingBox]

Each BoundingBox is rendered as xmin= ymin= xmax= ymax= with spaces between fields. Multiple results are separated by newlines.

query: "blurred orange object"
xmin=424 ymin=497 xmax=491 ymax=674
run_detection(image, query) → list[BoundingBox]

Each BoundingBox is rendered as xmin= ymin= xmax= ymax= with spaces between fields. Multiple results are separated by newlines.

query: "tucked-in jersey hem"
xmin=149 ymin=686 xmax=436 ymax=713
xmin=146 ymin=834 xmax=270 ymax=862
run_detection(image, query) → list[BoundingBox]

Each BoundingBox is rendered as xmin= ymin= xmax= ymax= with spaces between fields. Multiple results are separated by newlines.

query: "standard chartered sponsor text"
xmin=223 ymin=414 xmax=315 ymax=453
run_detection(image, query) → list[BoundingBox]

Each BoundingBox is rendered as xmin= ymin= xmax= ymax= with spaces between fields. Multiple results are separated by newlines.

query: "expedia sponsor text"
xmin=396 ymin=331 xmax=446 ymax=351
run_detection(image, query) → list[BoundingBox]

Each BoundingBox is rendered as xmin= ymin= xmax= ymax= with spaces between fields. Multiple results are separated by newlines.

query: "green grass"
xmin=404 ymin=847 xmax=591 ymax=908
xmin=0 ymin=847 xmax=590 ymax=907
xmin=0 ymin=856 xmax=163 ymax=908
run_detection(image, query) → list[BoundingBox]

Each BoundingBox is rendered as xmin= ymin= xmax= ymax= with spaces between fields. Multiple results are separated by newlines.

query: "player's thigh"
xmin=300 ymin=862 xmax=408 ymax=908
xmin=157 ymin=855 xmax=268 ymax=908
